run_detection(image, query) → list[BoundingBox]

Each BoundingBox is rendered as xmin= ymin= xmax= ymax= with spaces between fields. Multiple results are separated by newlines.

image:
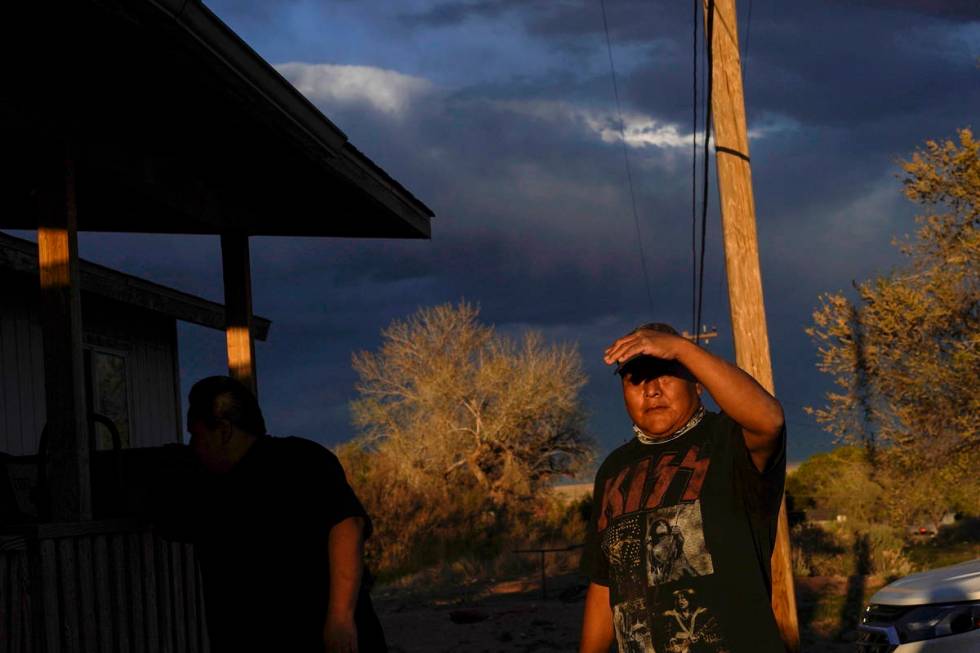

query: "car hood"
xmin=871 ymin=558 xmax=980 ymax=606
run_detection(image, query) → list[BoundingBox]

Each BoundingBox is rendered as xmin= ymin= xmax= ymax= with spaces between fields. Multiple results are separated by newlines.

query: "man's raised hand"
xmin=603 ymin=329 xmax=689 ymax=367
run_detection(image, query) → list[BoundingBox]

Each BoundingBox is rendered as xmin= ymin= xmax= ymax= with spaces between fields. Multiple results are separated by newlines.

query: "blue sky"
xmin=42 ymin=0 xmax=980 ymax=465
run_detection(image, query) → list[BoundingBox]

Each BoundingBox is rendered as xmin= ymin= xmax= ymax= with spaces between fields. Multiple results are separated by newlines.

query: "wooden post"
xmin=37 ymin=148 xmax=92 ymax=521
xmin=540 ymin=551 xmax=546 ymax=600
xmin=220 ymin=232 xmax=257 ymax=396
xmin=703 ymin=0 xmax=800 ymax=650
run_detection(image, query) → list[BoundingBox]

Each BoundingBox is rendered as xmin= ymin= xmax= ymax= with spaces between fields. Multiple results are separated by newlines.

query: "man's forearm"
xmin=324 ymin=516 xmax=366 ymax=652
xmin=674 ymin=340 xmax=784 ymax=438
xmin=327 ymin=516 xmax=365 ymax=619
xmin=579 ymin=583 xmax=615 ymax=653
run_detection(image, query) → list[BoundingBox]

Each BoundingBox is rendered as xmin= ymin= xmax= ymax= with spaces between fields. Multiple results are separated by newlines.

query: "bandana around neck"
xmin=633 ymin=404 xmax=706 ymax=445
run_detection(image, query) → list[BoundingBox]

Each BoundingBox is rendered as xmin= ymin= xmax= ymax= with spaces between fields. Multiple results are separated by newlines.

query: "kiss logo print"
xmin=598 ymin=444 xmax=711 ymax=532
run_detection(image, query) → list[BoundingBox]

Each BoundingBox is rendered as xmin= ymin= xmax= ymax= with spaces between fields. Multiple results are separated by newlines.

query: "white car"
xmin=857 ymin=558 xmax=980 ymax=652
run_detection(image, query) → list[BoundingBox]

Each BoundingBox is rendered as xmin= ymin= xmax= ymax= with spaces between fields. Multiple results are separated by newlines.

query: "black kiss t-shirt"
xmin=581 ymin=411 xmax=785 ymax=653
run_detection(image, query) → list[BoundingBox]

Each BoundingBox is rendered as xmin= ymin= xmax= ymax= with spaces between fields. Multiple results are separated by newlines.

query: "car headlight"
xmin=865 ymin=601 xmax=980 ymax=643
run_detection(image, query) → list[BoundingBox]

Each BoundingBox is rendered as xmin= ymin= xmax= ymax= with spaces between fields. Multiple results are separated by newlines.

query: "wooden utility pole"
xmin=702 ymin=0 xmax=800 ymax=650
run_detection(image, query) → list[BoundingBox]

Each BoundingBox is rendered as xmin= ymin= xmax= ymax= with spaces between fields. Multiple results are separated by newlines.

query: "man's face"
xmin=621 ymin=358 xmax=700 ymax=437
xmin=187 ymin=418 xmax=231 ymax=473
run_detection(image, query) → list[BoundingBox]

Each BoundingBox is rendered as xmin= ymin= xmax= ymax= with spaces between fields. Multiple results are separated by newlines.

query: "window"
xmin=88 ymin=349 xmax=131 ymax=450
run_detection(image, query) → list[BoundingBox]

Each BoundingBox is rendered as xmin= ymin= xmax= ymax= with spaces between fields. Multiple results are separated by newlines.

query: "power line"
xmin=741 ymin=0 xmax=754 ymax=87
xmin=599 ymin=0 xmax=655 ymax=314
xmin=695 ymin=0 xmax=715 ymax=344
xmin=691 ymin=0 xmax=699 ymax=336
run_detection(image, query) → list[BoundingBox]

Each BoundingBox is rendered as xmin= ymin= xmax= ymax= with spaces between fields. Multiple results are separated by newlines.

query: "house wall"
xmin=0 ymin=272 xmax=182 ymax=455
xmin=0 ymin=277 xmax=47 ymax=456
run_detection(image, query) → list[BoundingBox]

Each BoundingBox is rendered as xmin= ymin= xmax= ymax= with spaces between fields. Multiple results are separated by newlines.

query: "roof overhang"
xmin=0 ymin=0 xmax=433 ymax=238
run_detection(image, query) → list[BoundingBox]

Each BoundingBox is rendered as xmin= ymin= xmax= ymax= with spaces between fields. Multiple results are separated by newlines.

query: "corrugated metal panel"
xmin=1 ymin=523 xmax=209 ymax=653
xmin=83 ymin=297 xmax=180 ymax=449
xmin=0 ymin=540 xmax=32 ymax=652
xmin=0 ymin=293 xmax=17 ymax=452
xmin=129 ymin=329 xmax=180 ymax=448
xmin=0 ymin=281 xmax=46 ymax=456
xmin=28 ymin=304 xmax=46 ymax=453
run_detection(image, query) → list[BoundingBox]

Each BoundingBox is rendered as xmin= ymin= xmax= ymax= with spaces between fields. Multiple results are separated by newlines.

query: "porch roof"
xmin=0 ymin=0 xmax=433 ymax=238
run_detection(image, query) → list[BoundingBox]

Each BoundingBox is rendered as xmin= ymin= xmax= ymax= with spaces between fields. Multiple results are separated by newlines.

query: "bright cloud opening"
xmin=490 ymin=99 xmax=692 ymax=149
xmin=586 ymin=113 xmax=689 ymax=148
xmin=275 ymin=62 xmax=434 ymax=117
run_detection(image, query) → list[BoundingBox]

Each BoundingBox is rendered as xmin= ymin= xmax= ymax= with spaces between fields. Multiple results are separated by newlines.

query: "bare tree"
xmin=350 ymin=301 xmax=593 ymax=506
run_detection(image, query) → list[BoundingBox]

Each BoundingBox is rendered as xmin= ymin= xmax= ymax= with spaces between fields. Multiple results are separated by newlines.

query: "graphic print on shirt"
xmin=644 ymin=502 xmax=713 ymax=587
xmin=602 ymin=513 xmax=646 ymax=598
xmin=599 ymin=439 xmax=730 ymax=652
xmin=661 ymin=588 xmax=728 ymax=653
xmin=613 ymin=598 xmax=655 ymax=653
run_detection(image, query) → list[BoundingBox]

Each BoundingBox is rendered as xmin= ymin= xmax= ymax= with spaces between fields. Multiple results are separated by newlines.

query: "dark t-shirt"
xmin=581 ymin=411 xmax=785 ymax=653
xmin=181 ymin=436 xmax=386 ymax=653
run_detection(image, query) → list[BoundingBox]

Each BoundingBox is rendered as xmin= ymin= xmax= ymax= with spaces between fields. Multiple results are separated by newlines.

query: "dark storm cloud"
xmin=202 ymin=0 xmax=303 ymax=19
xmin=839 ymin=0 xmax=980 ymax=21
xmin=386 ymin=0 xmax=980 ymax=259
xmin=399 ymin=0 xmax=690 ymax=43
xmin=274 ymin=81 xmax=704 ymax=304
xmin=259 ymin=7 xmax=970 ymax=456
xmin=212 ymin=41 xmax=949 ymax=451
xmin=397 ymin=0 xmax=979 ymax=130
xmin=741 ymin=4 xmax=979 ymax=128
xmin=397 ymin=0 xmax=531 ymax=28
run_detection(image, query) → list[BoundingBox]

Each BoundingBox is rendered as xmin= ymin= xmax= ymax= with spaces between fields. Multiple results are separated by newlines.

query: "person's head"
xmin=674 ymin=588 xmax=695 ymax=610
xmin=186 ymin=375 xmax=266 ymax=473
xmin=649 ymin=519 xmax=683 ymax=563
xmin=650 ymin=518 xmax=671 ymax=542
xmin=618 ymin=323 xmax=701 ymax=438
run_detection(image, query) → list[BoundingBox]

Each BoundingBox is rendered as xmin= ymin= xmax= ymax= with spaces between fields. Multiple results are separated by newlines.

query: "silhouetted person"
xmin=175 ymin=375 xmax=386 ymax=653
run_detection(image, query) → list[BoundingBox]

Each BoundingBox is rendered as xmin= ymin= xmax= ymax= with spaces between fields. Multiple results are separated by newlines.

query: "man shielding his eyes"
xmin=578 ymin=323 xmax=786 ymax=653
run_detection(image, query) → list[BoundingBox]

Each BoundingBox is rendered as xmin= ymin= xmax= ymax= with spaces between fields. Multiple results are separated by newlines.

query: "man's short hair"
xmin=629 ymin=322 xmax=680 ymax=337
xmin=187 ymin=376 xmax=267 ymax=436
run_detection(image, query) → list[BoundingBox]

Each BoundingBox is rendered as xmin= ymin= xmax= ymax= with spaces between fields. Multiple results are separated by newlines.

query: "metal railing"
xmin=513 ymin=543 xmax=583 ymax=599
xmin=0 ymin=520 xmax=208 ymax=653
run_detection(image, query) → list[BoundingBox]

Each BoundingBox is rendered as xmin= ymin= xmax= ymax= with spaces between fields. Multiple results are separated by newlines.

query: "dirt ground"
xmin=375 ymin=573 xmax=877 ymax=652
xmin=377 ymin=575 xmax=583 ymax=653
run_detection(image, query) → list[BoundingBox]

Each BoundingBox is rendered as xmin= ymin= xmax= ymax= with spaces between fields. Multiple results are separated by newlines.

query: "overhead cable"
xmin=695 ymin=0 xmax=715 ymax=345
xmin=691 ymin=0 xmax=699 ymax=336
xmin=600 ymin=0 xmax=655 ymax=314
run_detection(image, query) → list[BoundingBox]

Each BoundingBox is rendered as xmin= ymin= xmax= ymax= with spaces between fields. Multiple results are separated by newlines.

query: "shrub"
xmin=791 ymin=522 xmax=848 ymax=576
xmin=934 ymin=516 xmax=980 ymax=546
xmin=341 ymin=441 xmax=591 ymax=582
xmin=791 ymin=522 xmax=915 ymax=579
xmin=861 ymin=523 xmax=914 ymax=579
